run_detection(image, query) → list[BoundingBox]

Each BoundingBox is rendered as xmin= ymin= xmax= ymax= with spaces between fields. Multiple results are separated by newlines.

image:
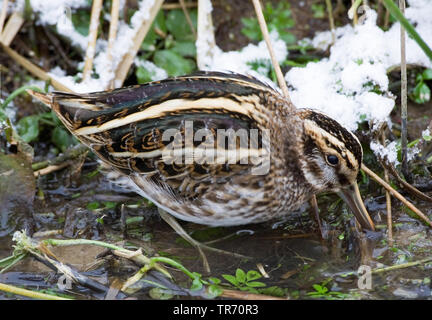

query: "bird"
xmin=28 ymin=71 xmax=375 ymax=233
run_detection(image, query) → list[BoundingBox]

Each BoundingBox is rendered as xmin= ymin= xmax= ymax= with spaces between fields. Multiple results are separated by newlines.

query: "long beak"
xmin=338 ymin=183 xmax=375 ymax=231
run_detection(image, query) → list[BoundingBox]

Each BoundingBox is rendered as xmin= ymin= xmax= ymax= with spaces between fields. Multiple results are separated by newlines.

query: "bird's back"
xmin=29 ymin=72 xmax=310 ymax=226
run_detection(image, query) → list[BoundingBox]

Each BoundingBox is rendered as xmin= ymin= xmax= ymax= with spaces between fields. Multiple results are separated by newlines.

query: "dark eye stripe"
xmin=324 ymin=138 xmax=355 ymax=170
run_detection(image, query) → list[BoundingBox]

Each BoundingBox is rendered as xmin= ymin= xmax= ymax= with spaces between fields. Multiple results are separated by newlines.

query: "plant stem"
xmin=325 ymin=0 xmax=335 ymax=44
xmin=82 ymin=0 xmax=103 ymax=81
xmin=361 ymin=164 xmax=432 ymax=228
xmin=0 ymin=282 xmax=71 ymax=300
xmin=372 ymin=256 xmax=432 ymax=274
xmin=399 ymin=0 xmax=409 ymax=179
xmin=348 ymin=0 xmax=362 ymax=23
xmin=251 ymin=0 xmax=291 ymax=103
xmin=1 ymin=85 xmax=44 ymax=109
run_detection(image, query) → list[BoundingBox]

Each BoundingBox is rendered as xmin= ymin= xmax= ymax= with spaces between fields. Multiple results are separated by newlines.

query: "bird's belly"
xmin=106 ymin=172 xmax=308 ymax=227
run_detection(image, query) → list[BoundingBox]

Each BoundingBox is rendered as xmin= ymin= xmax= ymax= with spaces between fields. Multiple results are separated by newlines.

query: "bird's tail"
xmin=26 ymin=90 xmax=53 ymax=108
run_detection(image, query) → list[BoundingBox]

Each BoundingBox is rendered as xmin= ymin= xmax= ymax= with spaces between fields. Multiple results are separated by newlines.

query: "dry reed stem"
xmin=1 ymin=43 xmax=73 ymax=92
xmin=349 ymin=0 xmax=361 ymax=25
xmin=34 ymin=162 xmax=70 ymax=177
xmin=251 ymin=0 xmax=291 ymax=101
xmin=220 ymin=289 xmax=287 ymax=300
xmin=0 ymin=11 xmax=24 ymax=46
xmin=163 ymin=2 xmax=197 ymax=9
xmin=179 ymin=0 xmax=197 ymax=40
xmin=0 ymin=0 xmax=9 ymax=35
xmin=381 ymin=133 xmax=393 ymax=246
xmin=325 ymin=0 xmax=335 ymax=44
xmin=361 ymin=164 xmax=432 ymax=228
xmin=82 ymin=0 xmax=103 ymax=81
xmin=196 ymin=0 xmax=216 ymax=69
xmin=114 ymin=0 xmax=164 ymax=87
xmin=399 ymin=0 xmax=409 ymax=178
xmin=106 ymin=0 xmax=120 ymax=89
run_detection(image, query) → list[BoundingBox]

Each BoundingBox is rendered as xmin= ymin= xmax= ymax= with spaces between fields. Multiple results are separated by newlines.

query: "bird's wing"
xmin=28 ymin=72 xmax=281 ymax=200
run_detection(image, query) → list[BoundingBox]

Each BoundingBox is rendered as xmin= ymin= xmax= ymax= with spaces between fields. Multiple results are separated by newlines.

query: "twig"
xmin=251 ymin=0 xmax=291 ymax=102
xmin=196 ymin=0 xmax=216 ymax=69
xmin=372 ymin=256 xmax=432 ymax=274
xmin=179 ymin=0 xmax=197 ymax=40
xmin=82 ymin=0 xmax=103 ymax=81
xmin=361 ymin=164 xmax=432 ymax=228
xmin=106 ymin=0 xmax=120 ymax=90
xmin=1 ymin=43 xmax=73 ymax=92
xmin=381 ymin=133 xmax=393 ymax=246
xmin=114 ymin=0 xmax=164 ymax=87
xmin=0 ymin=0 xmax=9 ymax=35
xmin=31 ymin=144 xmax=88 ymax=171
xmin=34 ymin=162 xmax=71 ymax=176
xmin=0 ymin=11 xmax=24 ymax=46
xmin=163 ymin=2 xmax=197 ymax=9
xmin=325 ymin=0 xmax=335 ymax=44
xmin=383 ymin=160 xmax=432 ymax=202
xmin=310 ymin=194 xmax=324 ymax=238
xmin=399 ymin=0 xmax=409 ymax=179
xmin=384 ymin=4 xmax=390 ymax=29
xmin=43 ymin=238 xmax=171 ymax=279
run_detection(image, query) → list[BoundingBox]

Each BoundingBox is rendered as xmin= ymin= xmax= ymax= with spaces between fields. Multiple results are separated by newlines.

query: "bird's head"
xmin=297 ymin=109 xmax=374 ymax=231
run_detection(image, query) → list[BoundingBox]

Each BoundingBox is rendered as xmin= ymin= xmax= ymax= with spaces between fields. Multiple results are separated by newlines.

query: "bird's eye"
xmin=326 ymin=154 xmax=339 ymax=166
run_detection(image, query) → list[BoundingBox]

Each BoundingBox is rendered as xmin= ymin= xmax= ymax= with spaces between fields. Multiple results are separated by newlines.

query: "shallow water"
xmin=1 ymin=158 xmax=432 ymax=300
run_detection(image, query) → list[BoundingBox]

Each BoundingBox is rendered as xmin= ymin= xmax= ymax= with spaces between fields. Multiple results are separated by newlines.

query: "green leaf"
xmin=154 ymin=10 xmax=167 ymax=33
xmin=258 ymin=286 xmax=286 ymax=297
xmin=141 ymin=11 xmax=166 ymax=51
xmin=170 ymin=41 xmax=196 ymax=58
xmin=86 ymin=201 xmax=100 ymax=210
xmin=136 ymin=66 xmax=154 ymax=84
xmin=312 ymin=284 xmax=328 ymax=294
xmin=141 ymin=28 xmax=158 ymax=51
xmin=411 ymin=82 xmax=431 ymax=104
xmin=235 ymin=268 xmax=246 ymax=283
xmin=207 ymin=285 xmax=223 ymax=298
xmin=153 ymin=50 xmax=195 ymax=76
xmin=71 ymin=9 xmax=91 ymax=36
xmin=165 ymin=9 xmax=197 ymax=42
xmin=422 ymin=68 xmax=432 ymax=80
xmin=246 ymin=281 xmax=266 ymax=288
xmin=311 ymin=4 xmax=325 ymax=18
xmin=190 ymin=277 xmax=203 ymax=291
xmin=246 ymin=270 xmax=262 ymax=281
xmin=103 ymin=201 xmax=117 ymax=209
xmin=51 ymin=127 xmax=74 ymax=152
xmin=149 ymin=287 xmax=173 ymax=300
xmin=222 ymin=274 xmax=240 ymax=286
xmin=241 ymin=18 xmax=261 ymax=41
xmin=17 ymin=115 xmax=40 ymax=143
xmin=208 ymin=277 xmax=221 ymax=285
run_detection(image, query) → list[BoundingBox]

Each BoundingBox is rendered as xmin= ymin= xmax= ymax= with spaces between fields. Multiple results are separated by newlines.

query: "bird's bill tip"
xmin=338 ymin=183 xmax=375 ymax=231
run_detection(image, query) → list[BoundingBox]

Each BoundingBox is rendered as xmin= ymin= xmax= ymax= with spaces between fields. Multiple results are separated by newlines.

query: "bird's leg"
xmin=310 ymin=195 xmax=325 ymax=239
xmin=158 ymin=208 xmax=251 ymax=273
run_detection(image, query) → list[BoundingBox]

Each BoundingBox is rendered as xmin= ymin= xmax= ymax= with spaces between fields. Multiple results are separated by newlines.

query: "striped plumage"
xmin=29 ymin=71 xmax=374 ymax=230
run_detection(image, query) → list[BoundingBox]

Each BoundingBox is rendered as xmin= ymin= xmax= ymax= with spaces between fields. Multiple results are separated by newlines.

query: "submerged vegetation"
xmin=1 ymin=0 xmax=432 ymax=301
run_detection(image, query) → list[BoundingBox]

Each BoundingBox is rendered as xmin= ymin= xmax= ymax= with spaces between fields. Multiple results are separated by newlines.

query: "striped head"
xmin=297 ymin=109 xmax=363 ymax=193
xmin=297 ymin=109 xmax=374 ymax=230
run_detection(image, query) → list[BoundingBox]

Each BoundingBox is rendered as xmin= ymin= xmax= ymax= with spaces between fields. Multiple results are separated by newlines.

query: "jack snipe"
xmin=28 ymin=71 xmax=375 ymax=231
